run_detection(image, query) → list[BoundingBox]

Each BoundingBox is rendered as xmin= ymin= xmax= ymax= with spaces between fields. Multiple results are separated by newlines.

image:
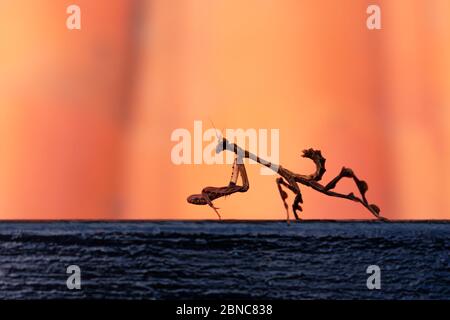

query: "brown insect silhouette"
xmin=187 ymin=138 xmax=387 ymax=221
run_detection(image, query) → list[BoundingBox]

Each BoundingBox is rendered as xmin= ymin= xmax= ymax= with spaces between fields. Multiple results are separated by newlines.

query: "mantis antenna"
xmin=208 ymin=118 xmax=222 ymax=141
xmin=208 ymin=119 xmax=241 ymax=185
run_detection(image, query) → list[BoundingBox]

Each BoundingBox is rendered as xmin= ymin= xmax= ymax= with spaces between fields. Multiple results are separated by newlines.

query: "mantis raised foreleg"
xmin=187 ymin=156 xmax=250 ymax=219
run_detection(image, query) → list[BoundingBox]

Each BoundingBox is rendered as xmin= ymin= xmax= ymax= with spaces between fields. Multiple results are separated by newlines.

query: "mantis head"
xmin=209 ymin=120 xmax=232 ymax=154
xmin=215 ymin=137 xmax=232 ymax=154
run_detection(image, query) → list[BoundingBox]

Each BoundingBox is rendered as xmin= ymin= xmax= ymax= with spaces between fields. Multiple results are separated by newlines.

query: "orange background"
xmin=0 ymin=0 xmax=449 ymax=220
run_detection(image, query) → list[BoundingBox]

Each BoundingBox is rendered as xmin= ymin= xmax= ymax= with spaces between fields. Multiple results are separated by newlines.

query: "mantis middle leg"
xmin=276 ymin=177 xmax=303 ymax=221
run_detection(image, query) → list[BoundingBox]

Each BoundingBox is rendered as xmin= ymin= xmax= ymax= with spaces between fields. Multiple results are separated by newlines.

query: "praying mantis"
xmin=187 ymin=137 xmax=387 ymax=221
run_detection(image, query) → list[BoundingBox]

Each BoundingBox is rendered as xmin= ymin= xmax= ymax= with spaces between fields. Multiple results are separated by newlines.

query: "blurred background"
xmin=0 ymin=0 xmax=449 ymax=219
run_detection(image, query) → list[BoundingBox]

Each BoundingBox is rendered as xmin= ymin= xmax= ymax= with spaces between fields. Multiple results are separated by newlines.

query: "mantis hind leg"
xmin=292 ymin=193 xmax=303 ymax=220
xmin=324 ymin=167 xmax=369 ymax=204
xmin=323 ymin=167 xmax=382 ymax=218
xmin=276 ymin=178 xmax=290 ymax=222
xmin=276 ymin=177 xmax=303 ymax=221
